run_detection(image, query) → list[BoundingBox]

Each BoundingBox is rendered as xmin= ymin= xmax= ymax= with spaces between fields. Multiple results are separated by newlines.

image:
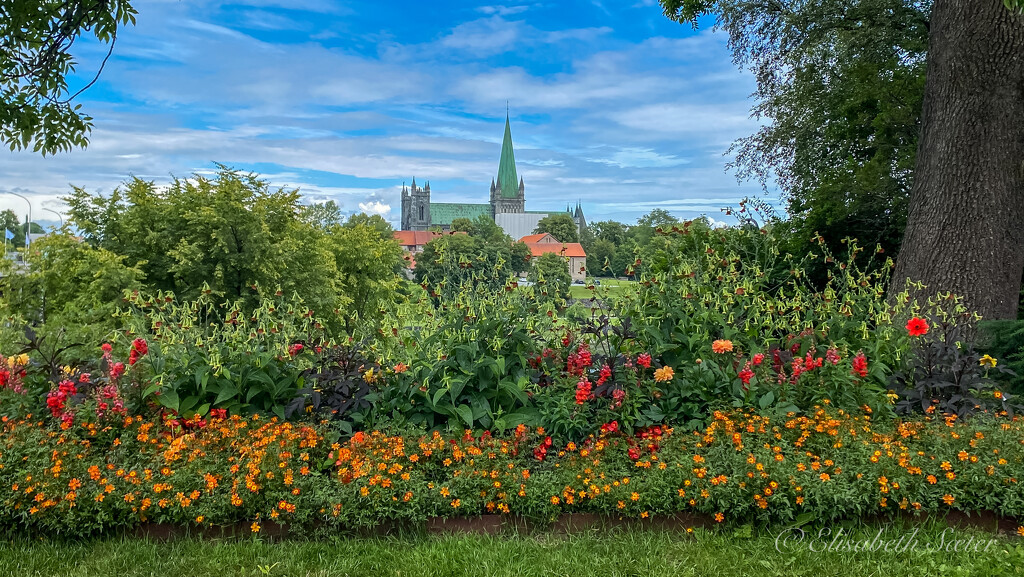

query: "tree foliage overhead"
xmin=533 ymin=213 xmax=579 ymax=243
xmin=1 ymin=1 xmax=137 ymax=155
xmin=660 ymin=0 xmax=929 ymax=259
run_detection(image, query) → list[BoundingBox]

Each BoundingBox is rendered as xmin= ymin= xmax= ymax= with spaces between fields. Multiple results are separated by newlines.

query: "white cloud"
xmin=358 ymin=201 xmax=391 ymax=216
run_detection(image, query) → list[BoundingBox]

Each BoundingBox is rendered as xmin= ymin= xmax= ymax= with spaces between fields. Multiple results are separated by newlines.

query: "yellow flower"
xmin=251 ymin=522 xmax=261 ymax=533
xmin=711 ymin=340 xmax=734 ymax=354
xmin=979 ymin=354 xmax=997 ymax=368
xmin=653 ymin=366 xmax=674 ymax=383
xmin=363 ymin=368 xmax=376 ymax=383
xmin=995 ymin=391 xmax=1003 ymax=400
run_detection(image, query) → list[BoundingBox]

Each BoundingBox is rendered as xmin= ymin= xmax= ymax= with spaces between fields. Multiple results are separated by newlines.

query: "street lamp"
xmin=2 ymin=191 xmax=31 ymax=257
xmin=42 ymin=207 xmax=64 ymax=228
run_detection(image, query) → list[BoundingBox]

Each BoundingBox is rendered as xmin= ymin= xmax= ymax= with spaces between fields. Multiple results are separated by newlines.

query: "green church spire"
xmin=497 ymin=113 xmax=520 ymax=199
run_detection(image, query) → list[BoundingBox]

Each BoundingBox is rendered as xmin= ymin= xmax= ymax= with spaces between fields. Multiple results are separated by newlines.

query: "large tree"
xmin=533 ymin=213 xmax=579 ymax=243
xmin=662 ymin=0 xmax=1024 ymax=319
xmin=1 ymin=1 xmax=136 ymax=154
xmin=660 ymin=0 xmax=927 ymax=263
xmin=890 ymin=1 xmax=1024 ymax=319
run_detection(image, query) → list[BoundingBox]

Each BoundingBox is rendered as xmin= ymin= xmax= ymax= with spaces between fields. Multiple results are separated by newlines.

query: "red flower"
xmin=752 ymin=353 xmax=765 ymax=366
xmin=600 ymin=421 xmax=619 ymax=434
xmin=852 ymin=353 xmax=868 ymax=378
xmin=738 ymin=367 xmax=754 ymax=385
xmin=101 ymin=343 xmax=113 ymax=354
xmin=637 ymin=353 xmax=652 ymax=368
xmin=906 ymin=317 xmax=929 ymax=337
xmin=131 ymin=338 xmax=149 ymax=356
xmin=575 ymin=378 xmax=593 ymax=404
xmin=289 ymin=343 xmax=304 ymax=356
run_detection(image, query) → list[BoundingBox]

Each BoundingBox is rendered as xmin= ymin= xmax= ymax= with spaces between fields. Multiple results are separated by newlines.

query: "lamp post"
xmin=2 ymin=191 xmax=31 ymax=258
xmin=42 ymin=207 xmax=63 ymax=228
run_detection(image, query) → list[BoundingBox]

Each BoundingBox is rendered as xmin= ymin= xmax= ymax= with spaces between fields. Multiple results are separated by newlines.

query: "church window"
xmin=419 ymin=206 xmax=424 ymax=220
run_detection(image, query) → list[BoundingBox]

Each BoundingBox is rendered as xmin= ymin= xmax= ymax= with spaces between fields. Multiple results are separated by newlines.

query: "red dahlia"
xmin=906 ymin=317 xmax=929 ymax=337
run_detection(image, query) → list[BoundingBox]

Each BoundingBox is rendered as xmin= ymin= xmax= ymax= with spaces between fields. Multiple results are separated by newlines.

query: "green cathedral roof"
xmin=429 ymin=203 xmax=493 ymax=225
xmin=497 ymin=115 xmax=519 ymax=199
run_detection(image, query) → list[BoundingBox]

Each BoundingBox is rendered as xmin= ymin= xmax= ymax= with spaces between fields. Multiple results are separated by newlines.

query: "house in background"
xmin=520 ymin=233 xmax=587 ymax=282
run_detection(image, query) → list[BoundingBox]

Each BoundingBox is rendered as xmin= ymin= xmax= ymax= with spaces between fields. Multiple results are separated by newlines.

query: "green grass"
xmin=570 ymin=278 xmax=635 ymax=300
xmin=2 ymin=523 xmax=1021 ymax=576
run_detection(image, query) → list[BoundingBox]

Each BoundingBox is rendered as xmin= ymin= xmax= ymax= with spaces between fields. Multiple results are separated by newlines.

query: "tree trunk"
xmin=891 ymin=0 xmax=1024 ymax=320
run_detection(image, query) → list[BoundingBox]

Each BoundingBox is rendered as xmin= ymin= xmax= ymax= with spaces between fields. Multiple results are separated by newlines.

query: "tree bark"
xmin=891 ymin=0 xmax=1024 ymax=320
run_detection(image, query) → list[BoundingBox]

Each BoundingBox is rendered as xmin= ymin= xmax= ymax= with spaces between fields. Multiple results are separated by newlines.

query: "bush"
xmin=118 ymin=289 xmax=325 ymax=420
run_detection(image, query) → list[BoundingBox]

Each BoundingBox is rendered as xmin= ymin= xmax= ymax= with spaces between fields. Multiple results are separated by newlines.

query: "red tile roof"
xmin=393 ymin=230 xmax=442 ymax=246
xmin=525 ymin=242 xmax=586 ymax=258
xmin=519 ymin=233 xmax=553 ymax=243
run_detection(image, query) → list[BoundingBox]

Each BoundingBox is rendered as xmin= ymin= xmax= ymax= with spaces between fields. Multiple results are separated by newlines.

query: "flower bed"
xmin=2 ymin=408 xmax=1023 ymax=537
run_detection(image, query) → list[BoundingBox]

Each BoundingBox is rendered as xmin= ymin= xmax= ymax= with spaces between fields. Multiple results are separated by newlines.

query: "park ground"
xmin=569 ymin=278 xmax=636 ymax=300
xmin=2 ymin=523 xmax=1021 ymax=577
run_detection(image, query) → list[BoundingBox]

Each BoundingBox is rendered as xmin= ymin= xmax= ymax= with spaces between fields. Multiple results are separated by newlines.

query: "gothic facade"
xmin=399 ymin=115 xmax=585 ymax=236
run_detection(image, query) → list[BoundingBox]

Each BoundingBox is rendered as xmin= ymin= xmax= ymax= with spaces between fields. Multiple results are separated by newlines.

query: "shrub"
xmin=118 ymin=289 xmax=325 ymax=420
xmin=891 ymin=312 xmax=1018 ymax=417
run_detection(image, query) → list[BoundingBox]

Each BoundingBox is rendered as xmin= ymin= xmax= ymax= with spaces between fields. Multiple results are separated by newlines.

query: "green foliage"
xmin=449 ymin=217 xmax=474 ymax=233
xmin=533 ymin=213 xmax=579 ymax=243
xmin=661 ymin=0 xmax=927 ymax=268
xmin=617 ymin=211 xmax=915 ymax=417
xmin=0 ymin=0 xmax=137 ymax=155
xmin=63 ymin=167 xmax=404 ymax=337
xmin=375 ymin=288 xmax=559 ymax=432
xmin=528 ymin=252 xmax=571 ymax=303
xmin=413 ymin=232 xmax=530 ymax=300
xmin=977 ymin=319 xmax=1024 ymax=395
xmin=891 ymin=313 xmax=1018 ymax=418
xmin=0 ymin=232 xmax=144 ymax=353
xmin=0 ymin=210 xmax=43 ymax=250
xmin=120 ymin=290 xmax=326 ymax=419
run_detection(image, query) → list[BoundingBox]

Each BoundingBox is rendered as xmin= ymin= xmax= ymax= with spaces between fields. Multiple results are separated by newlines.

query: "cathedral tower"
xmin=400 ymin=178 xmax=431 ymax=231
xmin=490 ymin=114 xmax=525 ymax=214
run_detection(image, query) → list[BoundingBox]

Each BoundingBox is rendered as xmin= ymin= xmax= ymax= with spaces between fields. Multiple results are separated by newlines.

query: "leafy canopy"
xmin=659 ymin=0 xmax=928 ymax=263
xmin=533 ymin=213 xmax=579 ymax=243
xmin=1 ymin=1 xmax=137 ymax=155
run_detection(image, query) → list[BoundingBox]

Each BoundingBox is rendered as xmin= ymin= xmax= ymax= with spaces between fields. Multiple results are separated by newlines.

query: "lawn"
xmin=2 ymin=523 xmax=1021 ymax=577
xmin=570 ymin=278 xmax=635 ymax=300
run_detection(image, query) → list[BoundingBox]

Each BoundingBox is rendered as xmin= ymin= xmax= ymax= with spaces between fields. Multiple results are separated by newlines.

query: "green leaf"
xmin=759 ymin=391 xmax=775 ymax=409
xmin=455 ymin=404 xmax=474 ymax=427
xmin=214 ymin=383 xmax=239 ymax=406
xmin=158 ymin=390 xmax=180 ymax=412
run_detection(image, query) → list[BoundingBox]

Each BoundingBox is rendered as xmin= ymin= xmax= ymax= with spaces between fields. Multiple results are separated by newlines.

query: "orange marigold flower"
xmin=942 ymin=494 xmax=955 ymax=506
xmin=1017 ymin=526 xmax=1024 ymax=537
xmin=653 ymin=366 xmax=674 ymax=383
xmin=711 ymin=340 xmax=734 ymax=354
xmin=714 ymin=512 xmax=724 ymax=523
xmin=394 ymin=363 xmax=408 ymax=374
xmin=251 ymin=522 xmax=260 ymax=533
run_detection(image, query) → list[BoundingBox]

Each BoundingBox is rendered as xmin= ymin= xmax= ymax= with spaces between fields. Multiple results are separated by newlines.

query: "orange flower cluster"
xmin=1 ymin=407 xmax=1023 ymax=534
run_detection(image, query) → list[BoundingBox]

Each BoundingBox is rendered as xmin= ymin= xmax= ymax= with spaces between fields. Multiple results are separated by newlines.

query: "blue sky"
xmin=0 ymin=0 xmax=777 ymax=229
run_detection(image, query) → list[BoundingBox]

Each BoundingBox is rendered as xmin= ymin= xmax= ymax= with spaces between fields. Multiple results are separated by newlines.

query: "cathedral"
xmin=400 ymin=115 xmax=586 ymax=239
